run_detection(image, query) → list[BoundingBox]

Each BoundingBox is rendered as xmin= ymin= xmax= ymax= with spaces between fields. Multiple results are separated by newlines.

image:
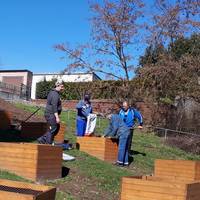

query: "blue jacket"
xmin=119 ymin=108 xmax=143 ymax=128
xmin=76 ymin=100 xmax=92 ymax=120
xmin=104 ymin=114 xmax=130 ymax=138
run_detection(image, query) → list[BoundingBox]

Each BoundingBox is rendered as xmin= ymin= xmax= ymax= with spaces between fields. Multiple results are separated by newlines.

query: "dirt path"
xmin=56 ymin=168 xmax=119 ymax=200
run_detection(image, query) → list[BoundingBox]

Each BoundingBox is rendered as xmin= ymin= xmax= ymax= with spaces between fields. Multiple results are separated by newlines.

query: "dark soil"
xmin=0 ymin=98 xmax=45 ymax=124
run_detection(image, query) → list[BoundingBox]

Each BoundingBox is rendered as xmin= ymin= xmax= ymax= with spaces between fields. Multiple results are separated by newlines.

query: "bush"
xmin=36 ymin=80 xmax=56 ymax=99
xmin=35 ymin=79 xmax=143 ymax=101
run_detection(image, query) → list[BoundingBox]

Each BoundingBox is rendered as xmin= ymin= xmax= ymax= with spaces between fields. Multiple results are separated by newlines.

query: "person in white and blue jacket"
xmin=76 ymin=94 xmax=92 ymax=136
xmin=119 ymin=101 xmax=143 ymax=155
xmin=103 ymin=109 xmax=130 ymax=167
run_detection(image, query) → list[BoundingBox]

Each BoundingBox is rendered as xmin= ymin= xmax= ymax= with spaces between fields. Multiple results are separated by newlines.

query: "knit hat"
xmin=55 ymin=79 xmax=63 ymax=87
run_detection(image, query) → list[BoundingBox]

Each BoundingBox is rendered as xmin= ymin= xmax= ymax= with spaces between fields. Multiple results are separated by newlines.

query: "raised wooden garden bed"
xmin=0 ymin=111 xmax=12 ymax=130
xmin=0 ymin=143 xmax=62 ymax=181
xmin=155 ymin=159 xmax=200 ymax=181
xmin=21 ymin=122 xmax=66 ymax=144
xmin=0 ymin=178 xmax=56 ymax=200
xmin=121 ymin=176 xmax=200 ymax=200
xmin=21 ymin=122 xmax=48 ymax=139
xmin=54 ymin=123 xmax=66 ymax=143
xmin=76 ymin=136 xmax=118 ymax=162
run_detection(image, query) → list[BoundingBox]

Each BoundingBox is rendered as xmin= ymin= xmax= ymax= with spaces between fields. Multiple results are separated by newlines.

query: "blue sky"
xmin=0 ymin=0 xmax=92 ymax=73
xmin=0 ymin=0 xmax=154 ymax=78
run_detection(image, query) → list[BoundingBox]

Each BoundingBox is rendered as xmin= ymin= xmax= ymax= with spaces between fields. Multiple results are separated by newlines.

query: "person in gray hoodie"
xmin=37 ymin=80 xmax=64 ymax=144
xmin=103 ymin=108 xmax=130 ymax=167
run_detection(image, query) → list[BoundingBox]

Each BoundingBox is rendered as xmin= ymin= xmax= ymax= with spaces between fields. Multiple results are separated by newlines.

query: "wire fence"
xmin=63 ymin=109 xmax=200 ymax=140
xmin=149 ymin=126 xmax=200 ymax=139
xmin=14 ymin=100 xmax=200 ymax=140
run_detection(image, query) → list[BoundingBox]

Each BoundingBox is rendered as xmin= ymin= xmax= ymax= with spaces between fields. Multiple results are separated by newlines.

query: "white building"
xmin=31 ymin=72 xmax=101 ymax=99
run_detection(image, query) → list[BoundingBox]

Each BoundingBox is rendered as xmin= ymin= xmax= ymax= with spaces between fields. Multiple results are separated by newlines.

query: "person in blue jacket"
xmin=76 ymin=94 xmax=92 ymax=136
xmin=103 ymin=109 xmax=130 ymax=167
xmin=119 ymin=101 xmax=143 ymax=155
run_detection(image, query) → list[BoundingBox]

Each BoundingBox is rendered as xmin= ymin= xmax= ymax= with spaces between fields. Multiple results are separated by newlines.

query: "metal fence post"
xmin=98 ymin=116 xmax=101 ymax=128
xmin=164 ymin=129 xmax=168 ymax=139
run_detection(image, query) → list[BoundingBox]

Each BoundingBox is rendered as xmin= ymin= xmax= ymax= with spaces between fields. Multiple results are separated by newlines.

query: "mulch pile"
xmin=0 ymin=98 xmax=45 ymax=125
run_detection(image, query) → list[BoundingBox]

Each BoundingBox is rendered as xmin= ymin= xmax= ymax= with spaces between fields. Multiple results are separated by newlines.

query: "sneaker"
xmin=68 ymin=144 xmax=73 ymax=150
xmin=123 ymin=163 xmax=130 ymax=168
xmin=37 ymin=139 xmax=45 ymax=144
xmin=62 ymin=153 xmax=75 ymax=161
xmin=113 ymin=162 xmax=124 ymax=167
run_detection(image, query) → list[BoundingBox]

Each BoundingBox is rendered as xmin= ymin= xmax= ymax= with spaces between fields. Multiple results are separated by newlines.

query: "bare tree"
xmin=150 ymin=0 xmax=200 ymax=45
xmin=55 ymin=0 xmax=144 ymax=80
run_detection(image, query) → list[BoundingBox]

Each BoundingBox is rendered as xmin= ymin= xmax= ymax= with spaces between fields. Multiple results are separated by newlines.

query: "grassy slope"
xmin=0 ymin=103 xmax=199 ymax=200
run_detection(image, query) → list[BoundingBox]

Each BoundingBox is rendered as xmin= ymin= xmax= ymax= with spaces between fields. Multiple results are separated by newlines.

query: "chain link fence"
xmin=149 ymin=126 xmax=200 ymax=154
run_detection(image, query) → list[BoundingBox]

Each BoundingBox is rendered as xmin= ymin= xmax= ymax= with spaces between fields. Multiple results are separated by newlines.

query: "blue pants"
xmin=128 ymin=128 xmax=134 ymax=153
xmin=117 ymin=134 xmax=130 ymax=165
xmin=76 ymin=118 xmax=87 ymax=136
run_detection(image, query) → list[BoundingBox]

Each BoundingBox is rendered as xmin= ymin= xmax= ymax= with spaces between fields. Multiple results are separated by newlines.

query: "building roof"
xmin=0 ymin=69 xmax=32 ymax=73
xmin=92 ymin=72 xmax=101 ymax=80
xmin=33 ymin=72 xmax=101 ymax=80
xmin=0 ymin=70 xmax=101 ymax=80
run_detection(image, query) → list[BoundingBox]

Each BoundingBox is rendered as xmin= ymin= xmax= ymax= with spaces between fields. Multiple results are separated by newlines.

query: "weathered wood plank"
xmin=155 ymin=160 xmax=200 ymax=181
xmin=0 ymin=143 xmax=62 ymax=181
xmin=0 ymin=179 xmax=56 ymax=200
xmin=121 ymin=175 xmax=200 ymax=200
xmin=76 ymin=137 xmax=118 ymax=162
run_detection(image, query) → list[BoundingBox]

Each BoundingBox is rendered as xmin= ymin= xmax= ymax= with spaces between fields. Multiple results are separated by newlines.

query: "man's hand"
xmin=138 ymin=125 xmax=143 ymax=129
xmin=56 ymin=116 xmax=60 ymax=124
xmin=54 ymin=113 xmax=60 ymax=124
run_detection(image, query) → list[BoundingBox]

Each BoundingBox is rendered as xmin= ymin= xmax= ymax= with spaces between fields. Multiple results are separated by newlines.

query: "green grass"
xmin=1 ymin=102 xmax=199 ymax=200
xmin=61 ymin=149 xmax=133 ymax=194
xmin=56 ymin=191 xmax=74 ymax=200
xmin=0 ymin=170 xmax=32 ymax=182
xmin=133 ymin=133 xmax=200 ymax=174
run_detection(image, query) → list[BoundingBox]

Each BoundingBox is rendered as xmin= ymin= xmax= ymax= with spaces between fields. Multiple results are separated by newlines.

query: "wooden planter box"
xmin=21 ymin=122 xmax=66 ymax=143
xmin=76 ymin=137 xmax=118 ymax=162
xmin=155 ymin=159 xmax=200 ymax=181
xmin=121 ymin=176 xmax=200 ymax=200
xmin=0 ymin=143 xmax=62 ymax=181
xmin=21 ymin=122 xmax=48 ymax=139
xmin=0 ymin=179 xmax=56 ymax=200
xmin=0 ymin=111 xmax=12 ymax=130
xmin=54 ymin=123 xmax=66 ymax=143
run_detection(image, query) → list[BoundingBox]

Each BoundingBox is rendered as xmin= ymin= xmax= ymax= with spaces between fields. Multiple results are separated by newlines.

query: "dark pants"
xmin=128 ymin=128 xmax=134 ymax=154
xmin=37 ymin=114 xmax=60 ymax=144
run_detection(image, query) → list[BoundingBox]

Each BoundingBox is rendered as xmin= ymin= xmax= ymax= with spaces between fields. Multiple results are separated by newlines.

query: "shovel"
xmin=17 ymin=106 xmax=41 ymax=129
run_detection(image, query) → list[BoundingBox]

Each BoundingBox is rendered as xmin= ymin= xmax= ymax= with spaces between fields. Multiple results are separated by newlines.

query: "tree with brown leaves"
xmin=150 ymin=0 xmax=200 ymax=45
xmin=55 ymin=0 xmax=144 ymax=81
